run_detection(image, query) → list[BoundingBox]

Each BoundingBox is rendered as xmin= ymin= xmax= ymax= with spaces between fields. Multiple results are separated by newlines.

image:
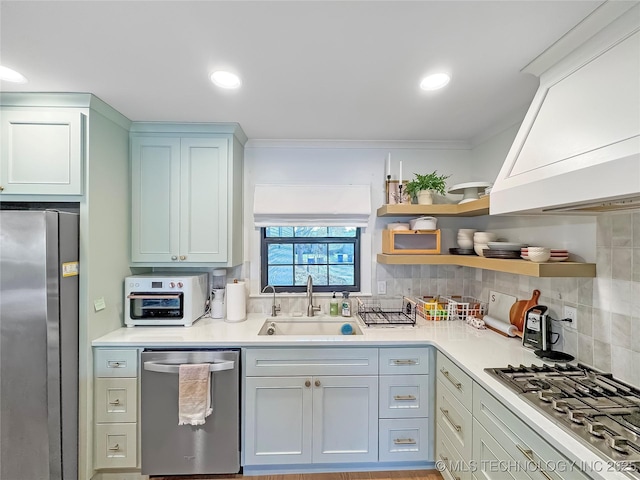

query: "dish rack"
xmin=414 ymin=295 xmax=486 ymax=321
xmin=356 ymin=296 xmax=417 ymax=327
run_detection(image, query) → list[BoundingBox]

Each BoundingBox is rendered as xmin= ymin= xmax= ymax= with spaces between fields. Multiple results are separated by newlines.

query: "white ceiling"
xmin=0 ymin=1 xmax=605 ymax=142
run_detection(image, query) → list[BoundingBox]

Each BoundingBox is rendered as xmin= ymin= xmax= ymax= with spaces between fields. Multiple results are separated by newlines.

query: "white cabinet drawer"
xmin=436 ymin=351 xmax=472 ymax=411
xmin=436 ymin=379 xmax=472 ymax=460
xmin=379 ymin=347 xmax=430 ymax=375
xmin=378 ymin=418 xmax=429 ymax=463
xmin=379 ymin=374 xmax=430 ymax=419
xmin=95 ymin=378 xmax=137 ymax=423
xmin=94 ymin=423 xmax=137 ymax=469
xmin=244 ymin=348 xmax=378 ymax=376
xmin=436 ymin=424 xmax=472 ymax=480
xmin=94 ymin=349 xmax=138 ymax=378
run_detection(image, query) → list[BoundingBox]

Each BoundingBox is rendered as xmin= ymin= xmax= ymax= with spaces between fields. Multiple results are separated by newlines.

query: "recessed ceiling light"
xmin=420 ymin=73 xmax=450 ymax=91
xmin=0 ymin=65 xmax=27 ymax=83
xmin=210 ymin=70 xmax=241 ymax=89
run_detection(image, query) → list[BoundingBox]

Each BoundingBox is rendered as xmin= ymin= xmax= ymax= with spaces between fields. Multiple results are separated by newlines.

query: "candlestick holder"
xmin=397 ymin=183 xmax=404 ymax=204
xmin=385 ymin=175 xmax=391 ymax=204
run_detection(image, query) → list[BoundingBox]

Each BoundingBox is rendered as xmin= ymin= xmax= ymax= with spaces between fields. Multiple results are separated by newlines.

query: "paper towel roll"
xmin=483 ymin=315 xmax=517 ymax=337
xmin=225 ymin=281 xmax=246 ymax=323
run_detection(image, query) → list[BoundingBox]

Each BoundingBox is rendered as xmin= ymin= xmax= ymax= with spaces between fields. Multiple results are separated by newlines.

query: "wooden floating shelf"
xmin=377 ymin=195 xmax=489 ymax=217
xmin=376 ymin=254 xmax=596 ymax=278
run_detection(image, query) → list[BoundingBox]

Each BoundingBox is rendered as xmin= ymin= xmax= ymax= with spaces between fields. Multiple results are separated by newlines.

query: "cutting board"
xmin=487 ymin=291 xmax=517 ymax=323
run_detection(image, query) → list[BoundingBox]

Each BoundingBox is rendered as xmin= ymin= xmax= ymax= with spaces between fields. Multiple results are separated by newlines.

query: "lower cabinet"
xmin=243 ymin=348 xmax=379 ymax=466
xmin=93 ymin=348 xmax=139 ymax=470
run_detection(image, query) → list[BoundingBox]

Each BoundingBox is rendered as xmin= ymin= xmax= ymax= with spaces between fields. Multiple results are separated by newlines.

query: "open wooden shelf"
xmin=376 ymin=254 xmax=596 ymax=278
xmin=377 ymin=195 xmax=489 ymax=217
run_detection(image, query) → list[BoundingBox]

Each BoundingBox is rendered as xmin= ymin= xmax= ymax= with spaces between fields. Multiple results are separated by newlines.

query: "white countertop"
xmin=93 ymin=314 xmax=634 ymax=480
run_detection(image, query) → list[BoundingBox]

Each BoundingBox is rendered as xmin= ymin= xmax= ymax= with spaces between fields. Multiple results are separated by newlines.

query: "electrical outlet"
xmin=377 ymin=281 xmax=386 ymax=295
xmin=563 ymin=306 xmax=577 ymax=329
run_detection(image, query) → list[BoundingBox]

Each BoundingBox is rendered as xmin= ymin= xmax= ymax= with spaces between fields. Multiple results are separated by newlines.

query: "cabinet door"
xmin=473 ymin=419 xmax=531 ymax=480
xmin=131 ymin=136 xmax=181 ymax=262
xmin=179 ymin=137 xmax=228 ymax=263
xmin=0 ymin=109 xmax=84 ymax=195
xmin=244 ymin=376 xmax=312 ymax=465
xmin=312 ymin=375 xmax=378 ymax=463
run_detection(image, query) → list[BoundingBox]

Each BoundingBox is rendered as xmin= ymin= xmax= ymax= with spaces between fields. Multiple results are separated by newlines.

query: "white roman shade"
xmin=253 ymin=184 xmax=371 ymax=227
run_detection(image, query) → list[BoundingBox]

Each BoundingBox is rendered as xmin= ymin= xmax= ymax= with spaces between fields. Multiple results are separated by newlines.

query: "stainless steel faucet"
xmin=261 ymin=285 xmax=280 ymax=317
xmin=306 ymin=275 xmax=321 ymax=317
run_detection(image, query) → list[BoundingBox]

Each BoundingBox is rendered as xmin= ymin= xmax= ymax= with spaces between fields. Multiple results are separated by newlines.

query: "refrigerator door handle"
xmin=143 ymin=360 xmax=235 ymax=374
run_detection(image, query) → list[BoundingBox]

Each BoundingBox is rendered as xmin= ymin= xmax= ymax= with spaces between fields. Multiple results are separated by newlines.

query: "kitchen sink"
xmin=257 ymin=318 xmax=363 ymax=336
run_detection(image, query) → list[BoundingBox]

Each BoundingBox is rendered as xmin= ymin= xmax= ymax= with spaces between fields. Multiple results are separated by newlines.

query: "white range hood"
xmin=490 ymin=1 xmax=640 ymax=215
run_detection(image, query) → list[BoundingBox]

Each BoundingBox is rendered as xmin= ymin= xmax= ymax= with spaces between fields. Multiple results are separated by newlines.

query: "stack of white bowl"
xmin=473 ymin=231 xmax=498 ymax=256
xmin=457 ymin=229 xmax=476 ymax=249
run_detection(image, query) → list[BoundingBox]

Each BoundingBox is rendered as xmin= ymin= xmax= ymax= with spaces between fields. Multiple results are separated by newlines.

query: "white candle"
xmin=399 ymin=160 xmax=403 ymax=184
xmin=387 ymin=153 xmax=391 ymax=177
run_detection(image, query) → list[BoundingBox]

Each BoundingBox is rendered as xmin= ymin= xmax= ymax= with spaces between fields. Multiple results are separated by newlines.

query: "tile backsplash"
xmin=376 ymin=211 xmax=640 ymax=387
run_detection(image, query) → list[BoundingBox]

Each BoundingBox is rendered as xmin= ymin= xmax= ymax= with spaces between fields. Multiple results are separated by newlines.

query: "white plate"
xmin=488 ymin=242 xmax=526 ymax=251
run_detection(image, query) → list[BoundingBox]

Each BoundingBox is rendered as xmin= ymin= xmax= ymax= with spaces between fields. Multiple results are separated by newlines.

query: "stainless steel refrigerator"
xmin=0 ymin=210 xmax=79 ymax=480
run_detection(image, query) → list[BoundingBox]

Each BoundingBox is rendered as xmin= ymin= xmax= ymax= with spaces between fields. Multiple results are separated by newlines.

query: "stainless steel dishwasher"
xmin=140 ymin=349 xmax=240 ymax=475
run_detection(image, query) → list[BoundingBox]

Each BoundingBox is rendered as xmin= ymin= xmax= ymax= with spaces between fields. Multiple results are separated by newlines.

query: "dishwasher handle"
xmin=143 ymin=360 xmax=235 ymax=374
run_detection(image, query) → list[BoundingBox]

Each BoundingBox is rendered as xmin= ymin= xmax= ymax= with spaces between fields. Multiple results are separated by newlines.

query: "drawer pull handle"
xmin=439 ymin=455 xmax=461 ymax=480
xmin=107 ymin=361 xmax=125 ymax=368
xmin=393 ymin=438 xmax=416 ymax=445
xmin=393 ymin=359 xmax=417 ymax=365
xmin=109 ymin=399 xmax=121 ymax=406
xmin=108 ymin=444 xmax=121 ymax=451
xmin=516 ymin=444 xmax=553 ymax=480
xmin=440 ymin=368 xmax=462 ymax=390
xmin=394 ymin=394 xmax=416 ymax=401
xmin=440 ymin=407 xmax=462 ymax=432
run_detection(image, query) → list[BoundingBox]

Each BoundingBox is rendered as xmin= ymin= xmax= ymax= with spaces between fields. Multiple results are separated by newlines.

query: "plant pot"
xmin=417 ymin=190 xmax=434 ymax=205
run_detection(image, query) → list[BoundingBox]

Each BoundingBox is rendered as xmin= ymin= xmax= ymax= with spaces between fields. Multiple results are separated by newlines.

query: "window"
xmin=261 ymin=227 xmax=360 ymax=293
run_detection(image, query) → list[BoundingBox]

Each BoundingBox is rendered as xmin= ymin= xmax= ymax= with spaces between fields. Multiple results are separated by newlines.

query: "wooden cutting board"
xmin=509 ymin=289 xmax=541 ymax=332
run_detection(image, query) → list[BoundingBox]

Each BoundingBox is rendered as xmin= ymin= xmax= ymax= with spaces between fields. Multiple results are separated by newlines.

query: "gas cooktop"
xmin=486 ymin=363 xmax=640 ymax=478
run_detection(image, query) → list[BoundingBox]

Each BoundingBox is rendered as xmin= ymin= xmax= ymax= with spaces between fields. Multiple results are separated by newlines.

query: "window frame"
xmin=260 ymin=227 xmax=361 ymax=293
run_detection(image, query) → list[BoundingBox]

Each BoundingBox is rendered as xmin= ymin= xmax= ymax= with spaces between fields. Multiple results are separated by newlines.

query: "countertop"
xmin=93 ymin=314 xmax=634 ymax=480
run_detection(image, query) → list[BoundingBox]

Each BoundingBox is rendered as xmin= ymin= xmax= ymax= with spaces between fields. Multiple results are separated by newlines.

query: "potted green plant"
xmin=404 ymin=171 xmax=450 ymax=205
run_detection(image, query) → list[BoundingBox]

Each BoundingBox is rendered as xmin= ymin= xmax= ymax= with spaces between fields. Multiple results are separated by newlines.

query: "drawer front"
xmin=94 ymin=349 xmax=138 ymax=378
xmin=94 ymin=423 xmax=137 ymax=469
xmin=379 ymin=374 xmax=430 ymax=419
xmin=379 ymin=347 xmax=430 ymax=375
xmin=378 ymin=418 xmax=430 ymax=463
xmin=436 ymin=380 xmax=472 ymax=460
xmin=95 ymin=378 xmax=137 ymax=423
xmin=436 ymin=424 xmax=472 ymax=480
xmin=436 ymin=351 xmax=472 ymax=411
xmin=244 ymin=348 xmax=378 ymax=376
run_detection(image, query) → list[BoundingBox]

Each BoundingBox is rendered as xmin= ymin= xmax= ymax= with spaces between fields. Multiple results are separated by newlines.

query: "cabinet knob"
xmin=305 ymin=380 xmax=311 ymax=388
xmin=171 ymin=256 xmax=178 ymax=261
xmin=179 ymin=255 xmax=186 ymax=261
xmin=0 ymin=185 xmax=4 ymax=192
xmin=315 ymin=380 xmax=321 ymax=387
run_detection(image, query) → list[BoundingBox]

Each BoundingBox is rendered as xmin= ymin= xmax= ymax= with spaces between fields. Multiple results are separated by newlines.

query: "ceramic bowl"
xmin=473 ymin=232 xmax=497 ymax=243
xmin=474 ymin=243 xmax=488 ymax=257
xmin=458 ymin=238 xmax=474 ymax=249
xmin=527 ymin=248 xmax=551 ymax=263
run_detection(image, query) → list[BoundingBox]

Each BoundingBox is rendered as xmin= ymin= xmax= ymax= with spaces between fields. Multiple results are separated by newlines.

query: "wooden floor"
xmin=153 ymin=470 xmax=443 ymax=480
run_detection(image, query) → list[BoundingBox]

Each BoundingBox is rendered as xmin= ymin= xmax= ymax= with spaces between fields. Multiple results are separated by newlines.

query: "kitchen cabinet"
xmin=472 ymin=382 xmax=590 ymax=480
xmin=378 ymin=347 xmax=432 ymax=463
xmin=93 ymin=348 xmax=139 ymax=470
xmin=130 ymin=123 xmax=246 ymax=266
xmin=243 ymin=348 xmax=379 ymax=467
xmin=376 ymin=197 xmax=596 ymax=278
xmin=0 ymin=106 xmax=84 ymax=195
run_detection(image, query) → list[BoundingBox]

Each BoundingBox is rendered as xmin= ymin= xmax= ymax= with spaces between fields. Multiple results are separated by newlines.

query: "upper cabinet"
xmin=130 ymin=123 xmax=246 ymax=267
xmin=0 ymin=107 xmax=85 ymax=195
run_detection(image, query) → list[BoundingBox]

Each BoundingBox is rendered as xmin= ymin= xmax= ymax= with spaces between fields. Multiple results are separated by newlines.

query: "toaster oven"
xmin=124 ymin=273 xmax=209 ymax=327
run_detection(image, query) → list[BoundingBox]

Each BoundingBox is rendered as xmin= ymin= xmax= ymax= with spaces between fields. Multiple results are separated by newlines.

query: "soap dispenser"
xmin=330 ymin=292 xmax=339 ymax=316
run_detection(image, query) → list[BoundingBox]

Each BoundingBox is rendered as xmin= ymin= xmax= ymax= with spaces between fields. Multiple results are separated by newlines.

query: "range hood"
xmin=490 ymin=1 xmax=640 ymax=215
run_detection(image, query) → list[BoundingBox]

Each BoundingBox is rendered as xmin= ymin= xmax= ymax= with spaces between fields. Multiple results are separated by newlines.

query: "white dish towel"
xmin=178 ymin=363 xmax=212 ymax=426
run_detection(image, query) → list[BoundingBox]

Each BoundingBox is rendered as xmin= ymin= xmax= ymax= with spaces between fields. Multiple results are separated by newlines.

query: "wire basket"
xmin=356 ymin=296 xmax=417 ymax=327
xmin=414 ymin=295 xmax=487 ymax=321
